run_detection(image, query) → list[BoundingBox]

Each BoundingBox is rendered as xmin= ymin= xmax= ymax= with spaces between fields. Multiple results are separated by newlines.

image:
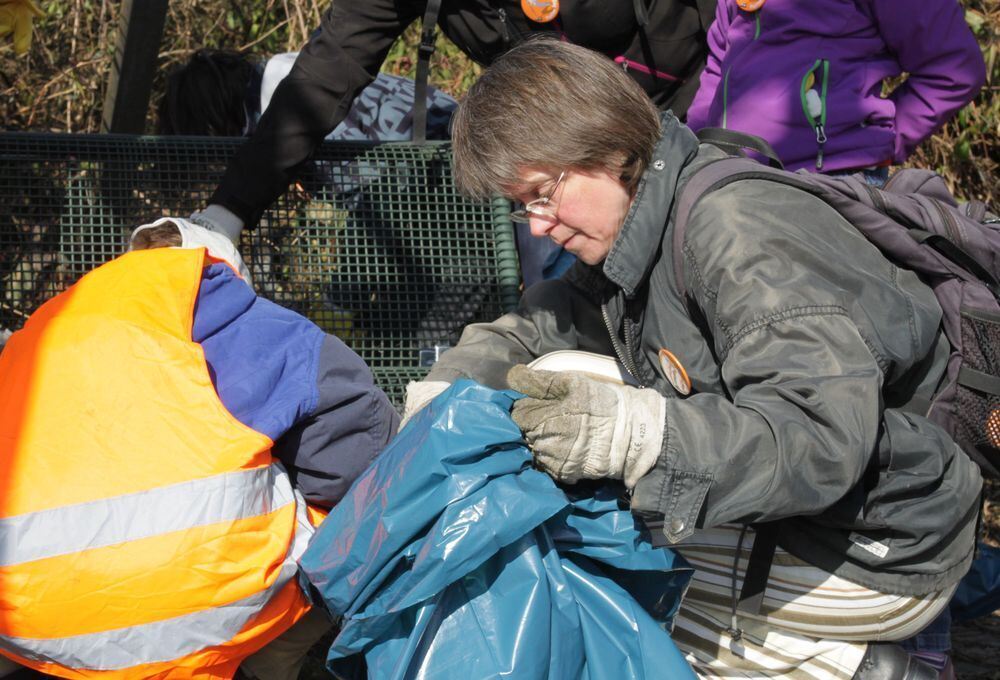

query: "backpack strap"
xmin=696 ymin=128 xmax=785 ymax=170
xmin=909 ymin=229 xmax=1000 ymax=299
xmin=738 ymin=522 xmax=779 ymax=615
xmin=672 ymin=157 xmax=783 ymax=298
xmin=724 ymin=521 xmax=780 ymax=643
xmin=412 ymin=0 xmax=443 ymax=143
xmin=958 ymin=365 xmax=1000 ymax=396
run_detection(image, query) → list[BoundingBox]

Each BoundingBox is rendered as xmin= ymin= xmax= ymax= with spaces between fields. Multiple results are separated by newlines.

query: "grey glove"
xmin=189 ymin=204 xmax=245 ymax=244
xmin=507 ymin=365 xmax=665 ymax=488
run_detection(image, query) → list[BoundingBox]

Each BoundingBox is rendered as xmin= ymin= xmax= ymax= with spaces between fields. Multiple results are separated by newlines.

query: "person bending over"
xmin=0 ymin=219 xmax=398 ymax=679
xmin=405 ymin=39 xmax=981 ymax=680
xmin=158 ymin=48 xmax=457 ymax=142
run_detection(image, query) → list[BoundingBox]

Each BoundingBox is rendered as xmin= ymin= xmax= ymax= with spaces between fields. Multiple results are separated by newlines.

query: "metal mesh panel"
xmin=0 ymin=133 xmax=520 ymax=406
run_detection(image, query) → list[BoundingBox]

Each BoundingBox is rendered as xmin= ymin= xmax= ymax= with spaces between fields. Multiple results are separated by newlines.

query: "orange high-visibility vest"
xmin=0 ymin=248 xmax=313 ymax=679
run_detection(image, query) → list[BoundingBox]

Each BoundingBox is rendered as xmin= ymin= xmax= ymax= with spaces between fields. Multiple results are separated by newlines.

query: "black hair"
xmin=158 ymin=49 xmax=255 ymax=136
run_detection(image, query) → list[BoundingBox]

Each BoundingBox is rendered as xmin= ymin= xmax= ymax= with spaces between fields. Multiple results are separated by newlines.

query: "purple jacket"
xmin=686 ymin=0 xmax=985 ymax=172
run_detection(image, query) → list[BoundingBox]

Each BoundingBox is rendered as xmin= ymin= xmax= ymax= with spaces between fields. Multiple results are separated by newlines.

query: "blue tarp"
xmin=299 ymin=380 xmax=695 ymax=680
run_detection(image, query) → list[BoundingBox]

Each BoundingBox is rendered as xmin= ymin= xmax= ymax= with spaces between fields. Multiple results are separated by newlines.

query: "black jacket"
xmin=210 ymin=0 xmax=715 ymax=226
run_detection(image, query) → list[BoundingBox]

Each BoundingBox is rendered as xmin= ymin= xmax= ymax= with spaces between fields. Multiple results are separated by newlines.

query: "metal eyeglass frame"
xmin=509 ymin=171 xmax=566 ymax=224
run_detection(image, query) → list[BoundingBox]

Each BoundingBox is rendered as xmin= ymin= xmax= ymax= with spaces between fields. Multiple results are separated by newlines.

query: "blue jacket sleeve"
xmin=194 ymin=263 xmax=399 ymax=507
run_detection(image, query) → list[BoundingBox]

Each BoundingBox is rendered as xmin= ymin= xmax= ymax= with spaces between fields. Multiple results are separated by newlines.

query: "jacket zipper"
xmin=800 ymin=59 xmax=829 ymax=169
xmin=601 ymin=302 xmax=641 ymax=381
xmin=722 ymin=69 xmax=731 ymax=128
xmin=721 ymin=10 xmax=763 ymax=129
xmin=623 ymin=316 xmax=645 ymax=385
xmin=930 ymin=197 xmax=965 ymax=250
xmin=863 ymin=183 xmax=887 ymax=213
xmin=615 ymin=56 xmax=681 ymax=82
xmin=496 ymin=7 xmax=510 ymax=43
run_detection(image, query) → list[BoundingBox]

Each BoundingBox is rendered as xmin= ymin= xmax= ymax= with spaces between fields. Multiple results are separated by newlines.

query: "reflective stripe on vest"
xmin=0 ymin=463 xmax=297 ymax=566
xmin=0 ymin=462 xmax=311 ymax=669
xmin=0 ymin=248 xmax=313 ymax=675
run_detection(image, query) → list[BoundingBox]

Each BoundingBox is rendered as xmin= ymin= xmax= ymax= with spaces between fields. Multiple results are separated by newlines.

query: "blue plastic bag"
xmin=298 ymin=381 xmax=695 ymax=680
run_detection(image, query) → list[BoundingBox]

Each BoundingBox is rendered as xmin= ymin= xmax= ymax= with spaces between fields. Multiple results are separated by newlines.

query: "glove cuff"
xmin=190 ymin=204 xmax=245 ymax=244
xmin=623 ymin=388 xmax=666 ymax=489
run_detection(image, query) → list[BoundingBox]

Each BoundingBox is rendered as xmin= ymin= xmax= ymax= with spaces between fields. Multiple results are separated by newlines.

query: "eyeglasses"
xmin=509 ymin=172 xmax=565 ymax=224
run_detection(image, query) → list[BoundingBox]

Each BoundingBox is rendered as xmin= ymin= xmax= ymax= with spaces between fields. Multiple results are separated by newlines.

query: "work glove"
xmin=189 ymin=204 xmax=245 ymax=245
xmin=400 ymin=380 xmax=451 ymax=427
xmin=508 ymin=365 xmax=665 ymax=488
xmin=0 ymin=0 xmax=44 ymax=55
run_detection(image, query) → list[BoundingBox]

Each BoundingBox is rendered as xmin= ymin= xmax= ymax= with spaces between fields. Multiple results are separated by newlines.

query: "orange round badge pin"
xmin=658 ymin=348 xmax=692 ymax=395
xmin=522 ymin=0 xmax=560 ymax=23
xmin=735 ymin=0 xmax=765 ymax=11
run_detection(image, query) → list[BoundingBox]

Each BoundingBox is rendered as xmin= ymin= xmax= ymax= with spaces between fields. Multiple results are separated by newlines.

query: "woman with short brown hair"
xmin=407 ymin=38 xmax=981 ymax=680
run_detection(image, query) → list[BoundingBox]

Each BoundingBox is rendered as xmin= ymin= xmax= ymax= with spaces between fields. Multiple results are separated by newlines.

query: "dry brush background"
xmin=0 ymin=0 xmax=996 ymax=202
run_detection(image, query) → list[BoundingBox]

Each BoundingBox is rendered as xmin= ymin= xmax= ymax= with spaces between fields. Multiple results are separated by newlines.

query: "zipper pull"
xmin=814 ymin=121 xmax=827 ymax=170
xmin=805 ymin=88 xmax=826 ymax=169
xmin=497 ymin=8 xmax=511 ymax=43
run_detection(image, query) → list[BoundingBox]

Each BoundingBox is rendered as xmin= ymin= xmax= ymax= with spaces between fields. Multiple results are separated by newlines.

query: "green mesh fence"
xmin=0 ymin=133 xmax=520 ymax=406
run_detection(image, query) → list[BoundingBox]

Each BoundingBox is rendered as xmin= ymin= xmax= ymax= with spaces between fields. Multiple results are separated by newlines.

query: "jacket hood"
xmin=603 ymin=113 xmax=699 ymax=298
xmin=130 ymin=217 xmax=253 ymax=288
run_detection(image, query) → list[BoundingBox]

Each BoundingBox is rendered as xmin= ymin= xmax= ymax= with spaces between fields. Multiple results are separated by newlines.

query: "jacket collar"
xmin=602 ymin=113 xmax=699 ymax=298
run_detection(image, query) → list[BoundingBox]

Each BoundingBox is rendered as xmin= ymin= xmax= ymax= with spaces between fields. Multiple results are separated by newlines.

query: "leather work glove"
xmin=507 ymin=365 xmax=665 ymax=488
xmin=0 ymin=0 xmax=44 ymax=56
